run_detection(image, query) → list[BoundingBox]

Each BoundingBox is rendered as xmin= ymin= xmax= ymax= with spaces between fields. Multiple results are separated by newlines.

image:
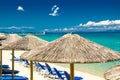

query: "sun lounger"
xmin=37 ymin=62 xmax=46 ymax=70
xmin=64 ymin=71 xmax=83 ymax=80
xmin=10 ymin=56 xmax=24 ymax=62
xmin=2 ymin=70 xmax=19 ymax=75
xmin=34 ymin=62 xmax=48 ymax=75
xmin=34 ymin=62 xmax=39 ymax=70
xmin=10 ymin=53 xmax=24 ymax=62
xmin=53 ymin=68 xmax=65 ymax=80
xmin=0 ymin=76 xmax=28 ymax=80
xmin=34 ymin=62 xmax=46 ymax=73
xmin=23 ymin=60 xmax=30 ymax=67
xmin=45 ymin=63 xmax=64 ymax=78
xmin=10 ymin=58 xmax=23 ymax=62
xmin=2 ymin=65 xmax=9 ymax=69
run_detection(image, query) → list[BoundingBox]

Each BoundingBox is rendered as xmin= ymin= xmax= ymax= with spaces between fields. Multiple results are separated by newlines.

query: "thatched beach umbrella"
xmin=0 ymin=34 xmax=22 ymax=79
xmin=21 ymin=45 xmax=46 ymax=59
xmin=0 ymin=33 xmax=6 ymax=76
xmin=21 ymin=33 xmax=120 ymax=80
xmin=104 ymin=64 xmax=120 ymax=80
xmin=3 ymin=35 xmax=48 ymax=50
xmin=0 ymin=33 xmax=6 ymax=41
xmin=1 ymin=34 xmax=22 ymax=47
xmin=2 ymin=35 xmax=48 ymax=80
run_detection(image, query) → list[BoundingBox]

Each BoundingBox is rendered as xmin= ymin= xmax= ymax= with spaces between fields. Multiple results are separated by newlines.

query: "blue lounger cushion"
xmin=2 ymin=65 xmax=9 ymax=69
xmin=2 ymin=70 xmax=19 ymax=74
xmin=64 ymin=71 xmax=83 ymax=80
xmin=0 ymin=76 xmax=28 ymax=80
xmin=24 ymin=60 xmax=30 ymax=65
xmin=53 ymin=68 xmax=65 ymax=79
xmin=10 ymin=58 xmax=24 ymax=62
xmin=45 ymin=63 xmax=64 ymax=75
xmin=37 ymin=62 xmax=46 ymax=70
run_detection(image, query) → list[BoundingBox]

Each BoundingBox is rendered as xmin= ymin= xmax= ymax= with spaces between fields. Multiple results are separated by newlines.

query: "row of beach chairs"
xmin=0 ymin=53 xmax=29 ymax=80
xmin=1 ymin=64 xmax=28 ymax=80
xmin=2 ymin=64 xmax=19 ymax=75
xmin=13 ymin=55 xmax=83 ymax=80
xmin=34 ymin=62 xmax=83 ymax=80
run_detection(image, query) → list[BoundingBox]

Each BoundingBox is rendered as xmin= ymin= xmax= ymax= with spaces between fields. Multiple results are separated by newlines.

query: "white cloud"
xmin=0 ymin=26 xmax=34 ymax=30
xmin=17 ymin=6 xmax=24 ymax=11
xmin=8 ymin=26 xmax=21 ymax=30
xmin=43 ymin=20 xmax=120 ymax=32
xmin=43 ymin=27 xmax=77 ymax=32
xmin=63 ymin=28 xmax=76 ymax=31
xmin=80 ymin=20 xmax=120 ymax=27
xmin=8 ymin=26 xmax=34 ymax=30
xmin=78 ymin=20 xmax=120 ymax=31
xmin=52 ymin=5 xmax=57 ymax=11
xmin=63 ymin=28 xmax=68 ymax=31
xmin=49 ymin=5 xmax=59 ymax=16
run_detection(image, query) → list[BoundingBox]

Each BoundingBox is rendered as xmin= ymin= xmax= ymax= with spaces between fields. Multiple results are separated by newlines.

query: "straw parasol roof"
xmin=20 ymin=33 xmax=120 ymax=80
xmin=1 ymin=34 xmax=22 ymax=45
xmin=0 ymin=34 xmax=48 ymax=80
xmin=0 ymin=34 xmax=22 ymax=48
xmin=21 ymin=33 xmax=120 ymax=63
xmin=2 ymin=35 xmax=48 ymax=50
xmin=104 ymin=64 xmax=120 ymax=80
xmin=0 ymin=33 xmax=6 ymax=40
xmin=21 ymin=45 xmax=47 ymax=59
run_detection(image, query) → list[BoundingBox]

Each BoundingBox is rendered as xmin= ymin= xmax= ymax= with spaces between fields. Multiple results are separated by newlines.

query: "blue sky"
xmin=0 ymin=0 xmax=120 ymax=32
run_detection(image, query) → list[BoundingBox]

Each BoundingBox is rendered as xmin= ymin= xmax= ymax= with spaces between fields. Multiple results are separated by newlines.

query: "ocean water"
xmin=34 ymin=32 xmax=120 ymax=51
xmin=23 ymin=32 xmax=120 ymax=77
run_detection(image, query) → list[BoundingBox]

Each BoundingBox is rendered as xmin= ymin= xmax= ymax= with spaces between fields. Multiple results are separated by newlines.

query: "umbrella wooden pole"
xmin=70 ymin=63 xmax=74 ymax=80
xmin=0 ymin=49 xmax=2 ymax=76
xmin=30 ymin=61 xmax=33 ymax=80
xmin=12 ymin=49 xmax=14 ymax=80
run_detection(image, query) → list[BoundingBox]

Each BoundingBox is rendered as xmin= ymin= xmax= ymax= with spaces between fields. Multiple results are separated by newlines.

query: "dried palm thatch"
xmin=0 ymin=33 xmax=6 ymax=40
xmin=21 ymin=33 xmax=120 ymax=63
xmin=104 ymin=64 xmax=120 ymax=80
xmin=21 ymin=45 xmax=47 ymax=59
xmin=0 ymin=34 xmax=22 ymax=49
xmin=0 ymin=34 xmax=22 ymax=79
xmin=20 ymin=33 xmax=120 ymax=80
xmin=2 ymin=35 xmax=48 ymax=50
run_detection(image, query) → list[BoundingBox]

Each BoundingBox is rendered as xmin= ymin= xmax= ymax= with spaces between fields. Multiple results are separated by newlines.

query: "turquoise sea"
xmin=22 ymin=32 xmax=120 ymax=77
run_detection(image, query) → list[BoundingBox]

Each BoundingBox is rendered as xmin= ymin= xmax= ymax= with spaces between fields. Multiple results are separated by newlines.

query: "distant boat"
xmin=35 ymin=31 xmax=45 ymax=35
xmin=40 ymin=31 xmax=45 ymax=35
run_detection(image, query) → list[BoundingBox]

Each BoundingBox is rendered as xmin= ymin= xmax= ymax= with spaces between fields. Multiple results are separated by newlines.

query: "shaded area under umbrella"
xmin=20 ymin=33 xmax=120 ymax=80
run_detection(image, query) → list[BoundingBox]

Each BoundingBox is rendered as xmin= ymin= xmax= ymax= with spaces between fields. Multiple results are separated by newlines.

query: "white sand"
xmin=2 ymin=50 xmax=105 ymax=80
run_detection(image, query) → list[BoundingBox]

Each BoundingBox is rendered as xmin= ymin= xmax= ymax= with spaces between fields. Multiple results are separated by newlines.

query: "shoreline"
xmin=49 ymin=63 xmax=105 ymax=80
xmin=2 ymin=50 xmax=105 ymax=80
xmin=54 ymin=63 xmax=104 ymax=77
